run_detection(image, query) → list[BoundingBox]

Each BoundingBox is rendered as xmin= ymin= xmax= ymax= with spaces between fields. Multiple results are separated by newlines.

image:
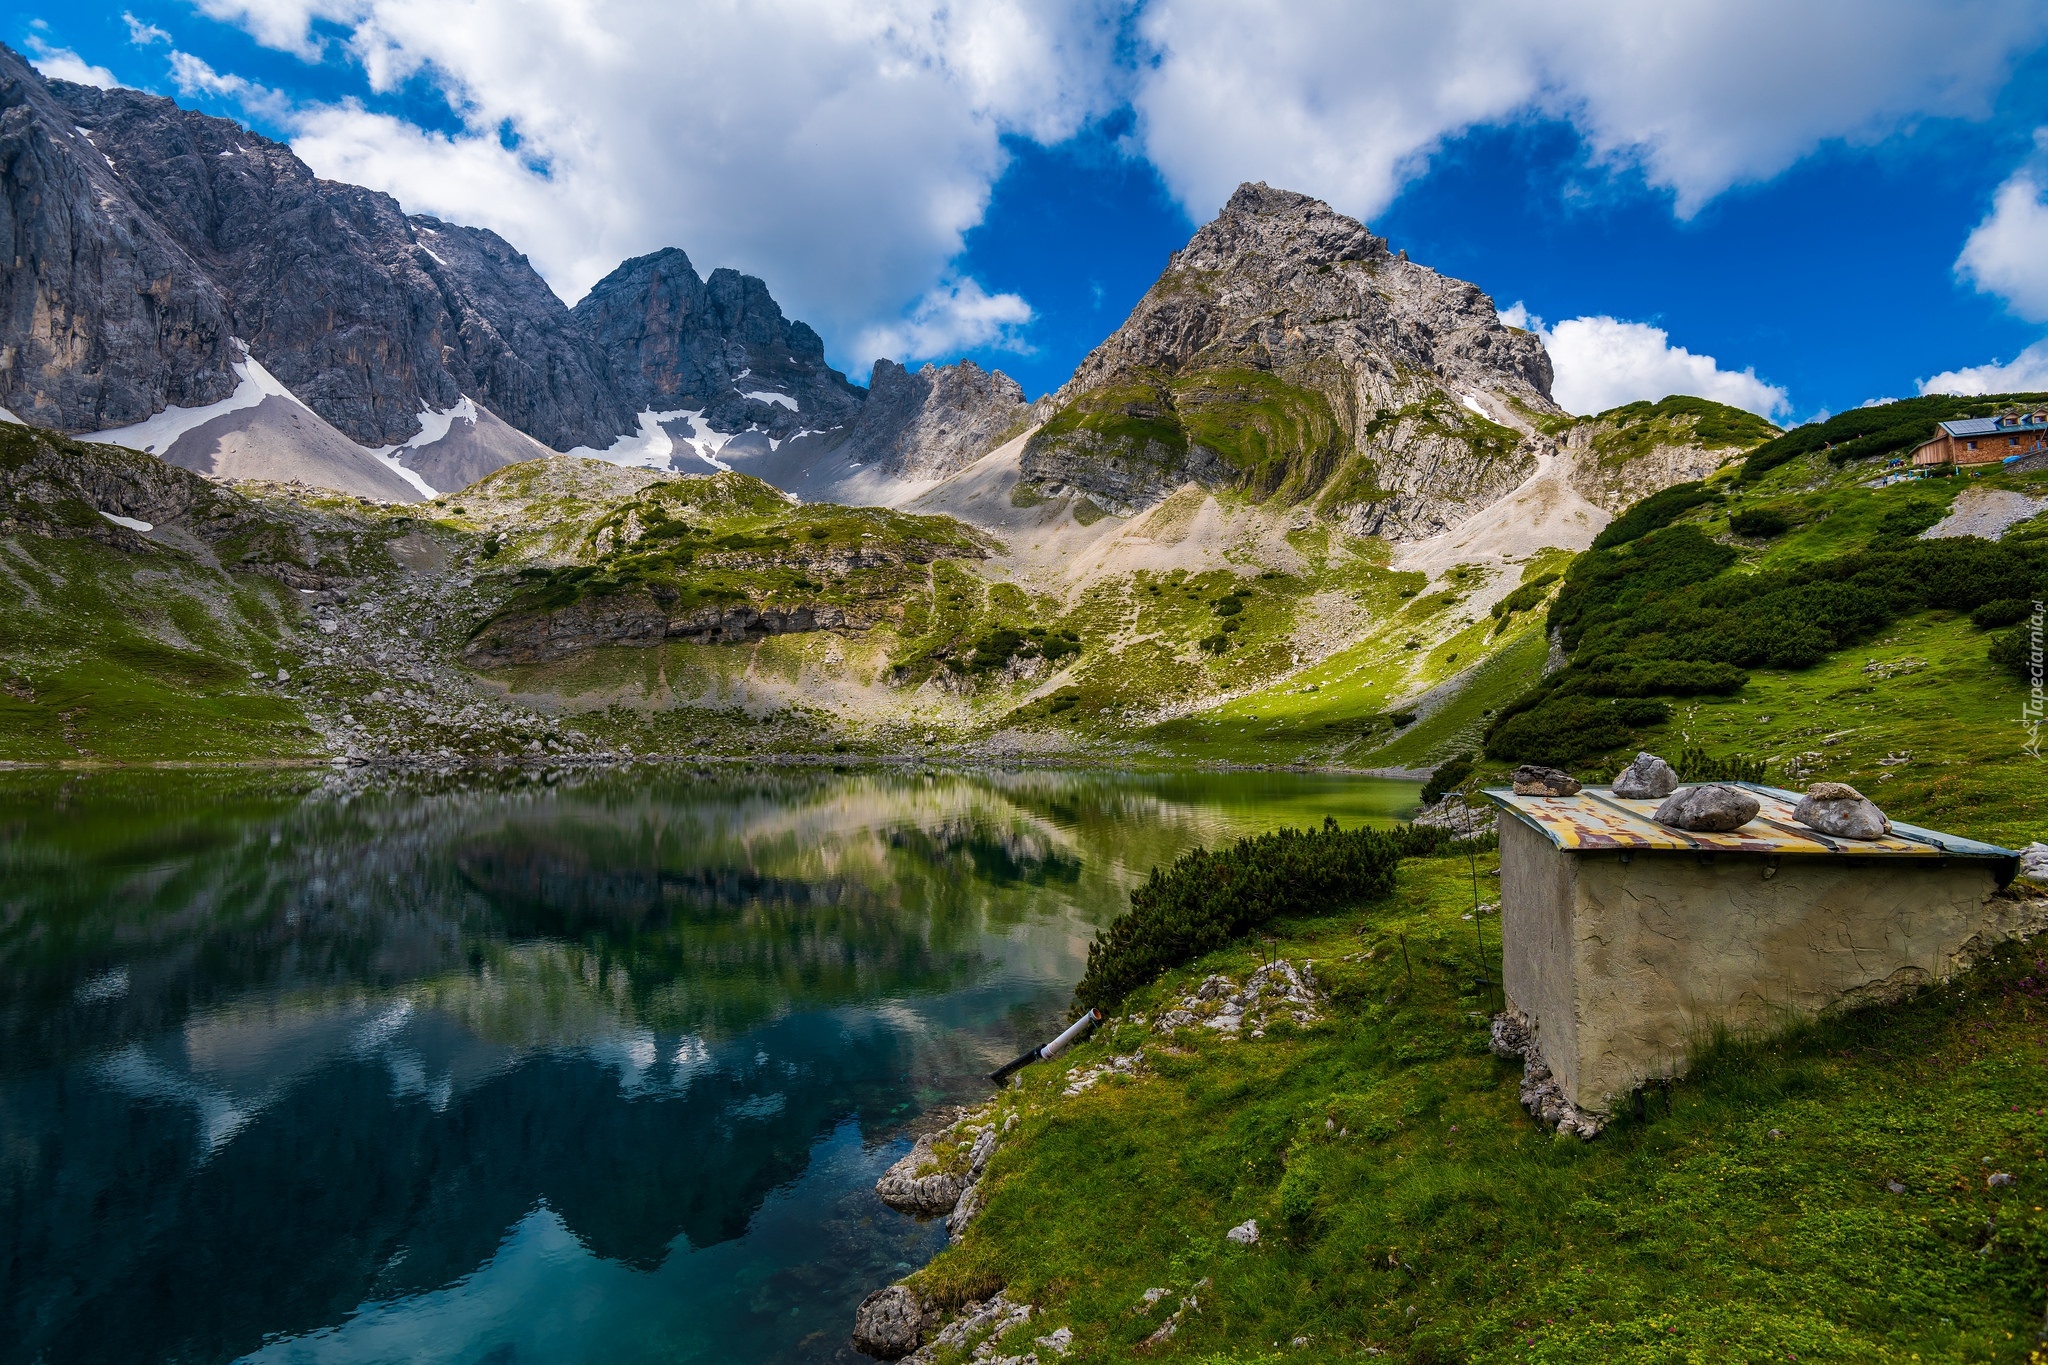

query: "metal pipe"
xmin=987 ymin=1008 xmax=1102 ymax=1084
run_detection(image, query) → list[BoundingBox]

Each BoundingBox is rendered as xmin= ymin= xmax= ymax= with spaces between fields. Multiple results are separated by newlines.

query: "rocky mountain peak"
xmin=843 ymin=359 xmax=1027 ymax=480
xmin=1022 ymin=183 xmax=1560 ymax=532
xmin=1175 ymin=181 xmax=1391 ymax=276
xmin=29 ymin=59 xmax=636 ymax=450
xmin=571 ymin=249 xmax=864 ymax=439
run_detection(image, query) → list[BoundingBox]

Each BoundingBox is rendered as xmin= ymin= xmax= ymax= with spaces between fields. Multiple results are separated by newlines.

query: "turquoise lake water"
xmin=0 ymin=765 xmax=1420 ymax=1364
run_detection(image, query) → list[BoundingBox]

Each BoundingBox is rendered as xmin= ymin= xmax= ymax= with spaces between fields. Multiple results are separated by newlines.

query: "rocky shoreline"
xmin=847 ymin=959 xmax=1327 ymax=1363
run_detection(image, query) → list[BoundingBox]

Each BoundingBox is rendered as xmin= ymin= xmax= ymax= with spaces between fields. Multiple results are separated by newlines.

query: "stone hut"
xmin=1485 ymin=782 xmax=2027 ymax=1118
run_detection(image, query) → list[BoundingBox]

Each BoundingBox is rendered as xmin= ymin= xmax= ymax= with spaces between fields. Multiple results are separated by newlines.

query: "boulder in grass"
xmin=1611 ymin=752 xmax=1680 ymax=800
xmin=1792 ymin=782 xmax=1891 ymax=841
xmin=1653 ymin=784 xmax=1761 ymax=833
xmin=1511 ymin=765 xmax=1582 ymax=797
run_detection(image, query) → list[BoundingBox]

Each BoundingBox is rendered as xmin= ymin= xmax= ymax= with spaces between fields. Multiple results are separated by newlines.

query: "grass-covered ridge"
xmin=1583 ymin=395 xmax=1782 ymax=467
xmin=904 ymin=849 xmax=2048 ymax=1363
xmin=1473 ymin=442 xmax=2048 ymax=782
xmin=470 ymin=469 xmax=986 ymax=633
xmin=1739 ymin=393 xmax=2048 ymax=484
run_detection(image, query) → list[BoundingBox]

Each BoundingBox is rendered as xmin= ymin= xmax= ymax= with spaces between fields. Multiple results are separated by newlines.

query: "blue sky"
xmin=16 ymin=1 xmax=2048 ymax=424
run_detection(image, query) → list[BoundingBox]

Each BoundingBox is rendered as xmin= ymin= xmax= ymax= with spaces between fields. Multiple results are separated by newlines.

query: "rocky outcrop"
xmin=1490 ymin=1009 xmax=1604 ymax=1140
xmin=570 ymin=247 xmax=865 ymax=439
xmin=45 ymin=71 xmax=635 ymax=450
xmin=873 ymin=1108 xmax=1002 ymax=1241
xmin=461 ymin=596 xmax=879 ymax=667
xmin=873 ymin=1133 xmax=970 ymax=1217
xmin=1019 ymin=182 xmax=1558 ymax=530
xmin=1561 ymin=398 xmax=1777 ymax=513
xmin=844 ymin=359 xmax=1028 ymax=480
xmin=851 ymin=1285 xmax=934 ymax=1361
xmin=0 ymin=47 xmax=239 ymax=432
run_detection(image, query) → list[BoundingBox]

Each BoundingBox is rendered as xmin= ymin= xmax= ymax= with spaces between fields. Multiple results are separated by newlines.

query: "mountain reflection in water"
xmin=0 ymin=766 xmax=1418 ymax=1365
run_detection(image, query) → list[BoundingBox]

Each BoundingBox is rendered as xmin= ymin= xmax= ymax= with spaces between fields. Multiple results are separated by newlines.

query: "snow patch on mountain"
xmin=742 ymin=390 xmax=798 ymax=411
xmin=371 ymin=450 xmax=440 ymax=498
xmin=91 ymin=342 xmax=308 ymax=455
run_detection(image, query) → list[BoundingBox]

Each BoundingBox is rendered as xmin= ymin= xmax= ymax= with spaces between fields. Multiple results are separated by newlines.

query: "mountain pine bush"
xmin=1484 ymin=523 xmax=2048 ymax=766
xmin=1073 ymin=819 xmax=1450 ymax=1008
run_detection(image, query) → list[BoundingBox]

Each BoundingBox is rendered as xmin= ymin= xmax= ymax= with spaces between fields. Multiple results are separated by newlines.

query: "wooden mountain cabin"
xmin=1912 ymin=410 xmax=2048 ymax=467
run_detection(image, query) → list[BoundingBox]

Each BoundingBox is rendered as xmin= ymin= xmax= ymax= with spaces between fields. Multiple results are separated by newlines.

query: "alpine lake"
xmin=0 ymin=765 xmax=1422 ymax=1364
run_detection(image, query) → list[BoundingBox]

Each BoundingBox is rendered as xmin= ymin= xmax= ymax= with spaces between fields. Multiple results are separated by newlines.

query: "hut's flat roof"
xmin=1483 ymin=782 xmax=2016 ymax=862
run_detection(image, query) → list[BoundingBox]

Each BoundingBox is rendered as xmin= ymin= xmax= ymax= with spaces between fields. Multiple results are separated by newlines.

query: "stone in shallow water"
xmin=1611 ymin=751 xmax=1679 ymax=799
xmin=1511 ymin=765 xmax=1581 ymax=797
xmin=1653 ymin=784 xmax=1760 ymax=833
xmin=851 ymin=1285 xmax=929 ymax=1361
xmin=1792 ymin=783 xmax=1891 ymax=840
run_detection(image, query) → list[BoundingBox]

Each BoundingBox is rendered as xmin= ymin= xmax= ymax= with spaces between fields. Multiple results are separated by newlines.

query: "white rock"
xmin=1226 ymin=1218 xmax=1260 ymax=1245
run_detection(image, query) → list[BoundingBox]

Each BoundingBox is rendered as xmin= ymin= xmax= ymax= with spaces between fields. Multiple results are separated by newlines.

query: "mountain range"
xmin=0 ymin=38 xmax=1851 ymax=772
xmin=0 ymin=42 xmax=1025 ymax=502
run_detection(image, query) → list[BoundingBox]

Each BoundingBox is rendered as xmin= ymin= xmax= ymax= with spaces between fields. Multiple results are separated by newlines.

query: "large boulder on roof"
xmin=1793 ymin=783 xmax=1891 ymax=840
xmin=1612 ymin=752 xmax=1680 ymax=799
xmin=1511 ymin=765 xmax=1582 ymax=797
xmin=1653 ymin=784 xmax=1760 ymax=833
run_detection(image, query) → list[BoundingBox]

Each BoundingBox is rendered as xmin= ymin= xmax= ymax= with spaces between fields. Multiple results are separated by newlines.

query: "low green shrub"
xmin=1420 ymin=756 xmax=1474 ymax=806
xmin=1677 ymin=745 xmax=1768 ymax=783
xmin=1590 ymin=481 xmax=1716 ymax=550
xmin=1990 ymin=625 xmax=2041 ymax=682
xmin=1727 ymin=506 xmax=1790 ymax=538
xmin=1483 ymin=517 xmax=2048 ymax=765
xmin=1973 ymin=597 xmax=2035 ymax=629
xmin=1489 ymin=572 xmax=1560 ymax=620
xmin=1073 ymin=819 xmax=1450 ymax=1008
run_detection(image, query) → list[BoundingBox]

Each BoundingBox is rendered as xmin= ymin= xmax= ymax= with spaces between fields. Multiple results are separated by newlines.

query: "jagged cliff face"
xmin=570 ymin=248 xmax=865 ymax=440
xmin=844 ymin=359 xmax=1027 ymax=480
xmin=1021 ymin=182 xmax=1561 ymax=536
xmin=0 ymin=45 xmax=1025 ymax=488
xmin=45 ymin=72 xmax=635 ymax=450
xmin=0 ymin=53 xmax=239 ymax=430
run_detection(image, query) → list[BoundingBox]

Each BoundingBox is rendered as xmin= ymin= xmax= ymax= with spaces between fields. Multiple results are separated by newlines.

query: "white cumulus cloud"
xmin=71 ymin=0 xmax=2048 ymax=383
xmin=180 ymin=0 xmax=1124 ymax=374
xmin=853 ymin=277 xmax=1035 ymax=376
xmin=166 ymin=50 xmax=294 ymax=123
xmin=1919 ymin=339 xmax=2048 ymax=395
xmin=1501 ymin=306 xmax=1789 ymax=418
xmin=1133 ymin=0 xmax=2048 ymax=222
xmin=25 ymin=40 xmax=118 ymax=88
xmin=1957 ymin=130 xmax=2048 ymax=323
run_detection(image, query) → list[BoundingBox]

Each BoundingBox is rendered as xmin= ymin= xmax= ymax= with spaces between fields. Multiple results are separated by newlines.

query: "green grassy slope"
xmin=902 ymin=851 xmax=2048 ymax=1364
xmin=1449 ymin=439 xmax=2048 ymax=814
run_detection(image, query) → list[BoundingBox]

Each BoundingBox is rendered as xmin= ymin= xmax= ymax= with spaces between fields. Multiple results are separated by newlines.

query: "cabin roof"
xmin=1939 ymin=413 xmax=2047 ymax=438
xmin=1483 ymin=782 xmax=2017 ymax=862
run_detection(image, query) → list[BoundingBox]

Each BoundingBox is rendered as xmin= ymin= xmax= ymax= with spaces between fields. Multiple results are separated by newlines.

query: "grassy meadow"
xmin=904 ymin=850 xmax=2048 ymax=1364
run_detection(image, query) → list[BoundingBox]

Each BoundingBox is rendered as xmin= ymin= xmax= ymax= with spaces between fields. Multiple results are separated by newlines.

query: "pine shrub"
xmin=1073 ymin=819 xmax=1449 ymax=1008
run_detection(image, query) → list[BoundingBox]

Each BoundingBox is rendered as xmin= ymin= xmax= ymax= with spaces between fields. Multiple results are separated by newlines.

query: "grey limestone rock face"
xmin=0 ymin=47 xmax=239 ymax=432
xmin=872 ymin=1133 xmax=967 ymax=1217
xmin=1653 ymin=784 xmax=1761 ymax=833
xmin=2020 ymin=842 xmax=2048 ymax=886
xmin=1792 ymin=782 xmax=1891 ymax=841
xmin=1510 ymin=765 xmax=1581 ymax=797
xmin=844 ymin=358 xmax=1027 ymax=480
xmin=851 ymin=1285 xmax=930 ymax=1361
xmin=571 ymin=247 xmax=865 ymax=439
xmin=42 ymin=70 xmax=636 ymax=450
xmin=1612 ymin=752 xmax=1680 ymax=800
xmin=1021 ymin=181 xmax=1560 ymax=529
